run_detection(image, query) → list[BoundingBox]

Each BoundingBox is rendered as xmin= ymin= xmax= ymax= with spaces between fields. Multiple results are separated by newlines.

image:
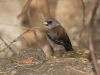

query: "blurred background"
xmin=0 ymin=0 xmax=100 ymax=58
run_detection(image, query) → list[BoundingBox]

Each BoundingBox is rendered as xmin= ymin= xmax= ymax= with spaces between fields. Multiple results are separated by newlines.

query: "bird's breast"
xmin=46 ymin=29 xmax=57 ymax=39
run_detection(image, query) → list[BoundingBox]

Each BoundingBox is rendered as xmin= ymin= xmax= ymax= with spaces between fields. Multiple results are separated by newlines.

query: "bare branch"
xmin=22 ymin=37 xmax=30 ymax=46
xmin=27 ymin=8 xmax=43 ymax=51
xmin=0 ymin=26 xmax=44 ymax=53
xmin=17 ymin=0 xmax=32 ymax=19
xmin=35 ymin=0 xmax=45 ymax=22
xmin=0 ymin=29 xmax=30 ymax=53
xmin=88 ymin=0 xmax=100 ymax=75
xmin=0 ymin=36 xmax=17 ymax=54
xmin=0 ymin=0 xmax=45 ymax=54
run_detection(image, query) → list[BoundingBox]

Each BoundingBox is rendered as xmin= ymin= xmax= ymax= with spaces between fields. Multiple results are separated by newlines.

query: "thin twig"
xmin=45 ymin=0 xmax=51 ymax=18
xmin=88 ymin=0 xmax=100 ymax=75
xmin=0 ymin=36 xmax=17 ymax=54
xmin=22 ymin=37 xmax=30 ymax=46
xmin=0 ymin=29 xmax=30 ymax=52
xmin=17 ymin=0 xmax=32 ymax=19
xmin=35 ymin=0 xmax=45 ymax=22
xmin=27 ymin=8 xmax=43 ymax=51
xmin=79 ymin=0 xmax=86 ymax=37
xmin=0 ymin=0 xmax=44 ymax=53
xmin=1 ymin=36 xmax=18 ymax=48
xmin=0 ymin=26 xmax=44 ymax=53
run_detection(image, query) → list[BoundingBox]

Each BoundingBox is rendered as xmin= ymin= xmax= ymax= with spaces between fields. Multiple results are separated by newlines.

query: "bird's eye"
xmin=47 ymin=21 xmax=52 ymax=24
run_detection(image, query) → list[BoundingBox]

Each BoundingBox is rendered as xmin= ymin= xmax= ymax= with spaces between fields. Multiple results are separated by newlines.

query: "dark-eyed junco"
xmin=44 ymin=18 xmax=73 ymax=55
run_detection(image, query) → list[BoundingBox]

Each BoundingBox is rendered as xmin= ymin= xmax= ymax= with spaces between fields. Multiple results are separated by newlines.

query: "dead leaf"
xmin=23 ymin=57 xmax=34 ymax=64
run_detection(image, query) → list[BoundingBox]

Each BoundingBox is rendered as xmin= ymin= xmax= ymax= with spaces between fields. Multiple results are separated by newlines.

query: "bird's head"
xmin=43 ymin=18 xmax=60 ymax=29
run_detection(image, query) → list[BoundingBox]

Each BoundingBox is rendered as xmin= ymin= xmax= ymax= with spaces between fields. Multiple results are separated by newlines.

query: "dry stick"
xmin=22 ymin=37 xmax=30 ymax=46
xmin=0 ymin=0 xmax=44 ymax=53
xmin=88 ymin=0 xmax=100 ymax=75
xmin=0 ymin=36 xmax=17 ymax=54
xmin=0 ymin=0 xmax=32 ymax=53
xmin=79 ymin=0 xmax=85 ymax=38
xmin=45 ymin=0 xmax=51 ymax=18
xmin=0 ymin=29 xmax=31 ymax=53
xmin=27 ymin=8 xmax=43 ymax=51
xmin=35 ymin=0 xmax=45 ymax=22
xmin=0 ymin=27 xmax=43 ymax=53
xmin=17 ymin=0 xmax=32 ymax=19
xmin=2 ymin=36 xmax=18 ymax=48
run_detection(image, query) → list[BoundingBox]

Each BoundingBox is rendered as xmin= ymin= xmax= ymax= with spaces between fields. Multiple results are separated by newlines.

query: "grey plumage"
xmin=44 ymin=18 xmax=73 ymax=51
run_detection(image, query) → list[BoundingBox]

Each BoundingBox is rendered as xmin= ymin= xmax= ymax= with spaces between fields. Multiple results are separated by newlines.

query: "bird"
xmin=43 ymin=18 xmax=73 ymax=52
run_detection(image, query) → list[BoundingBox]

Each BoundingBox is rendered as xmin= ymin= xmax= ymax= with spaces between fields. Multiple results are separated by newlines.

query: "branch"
xmin=17 ymin=0 xmax=43 ymax=51
xmin=88 ymin=0 xmax=100 ymax=75
xmin=0 ymin=0 xmax=45 ymax=53
xmin=35 ymin=0 xmax=45 ymax=22
xmin=17 ymin=0 xmax=32 ymax=19
xmin=27 ymin=8 xmax=43 ymax=51
xmin=0 ymin=36 xmax=17 ymax=54
xmin=0 ymin=26 xmax=44 ymax=53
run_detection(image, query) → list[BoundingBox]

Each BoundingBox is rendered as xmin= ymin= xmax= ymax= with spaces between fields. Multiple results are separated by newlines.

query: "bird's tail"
xmin=64 ymin=43 xmax=73 ymax=51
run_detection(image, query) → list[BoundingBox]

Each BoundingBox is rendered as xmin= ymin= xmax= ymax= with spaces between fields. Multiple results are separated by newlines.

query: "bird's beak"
xmin=43 ymin=21 xmax=48 ymax=25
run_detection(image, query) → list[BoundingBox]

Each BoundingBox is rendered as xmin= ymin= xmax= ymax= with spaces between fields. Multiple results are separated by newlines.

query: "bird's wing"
xmin=46 ymin=30 xmax=64 ymax=45
xmin=61 ymin=31 xmax=73 ymax=51
xmin=46 ymin=29 xmax=73 ymax=51
xmin=62 ymin=31 xmax=72 ymax=46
